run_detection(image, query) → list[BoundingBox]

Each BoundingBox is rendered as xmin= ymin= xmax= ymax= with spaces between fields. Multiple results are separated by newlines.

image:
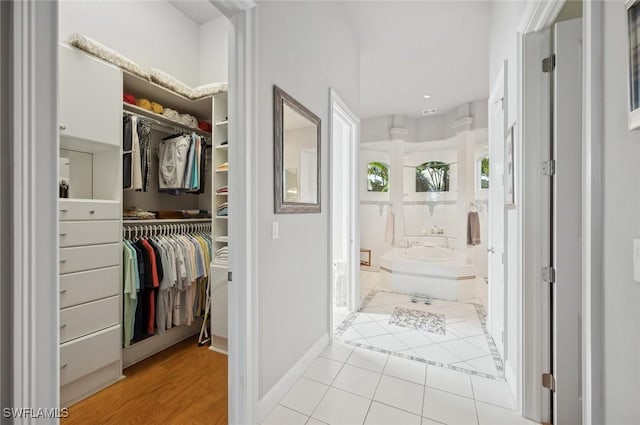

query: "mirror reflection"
xmin=283 ymin=103 xmax=318 ymax=203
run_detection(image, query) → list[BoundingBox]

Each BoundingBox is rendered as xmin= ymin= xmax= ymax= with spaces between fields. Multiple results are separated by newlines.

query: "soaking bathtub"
xmin=379 ymin=246 xmax=476 ymax=301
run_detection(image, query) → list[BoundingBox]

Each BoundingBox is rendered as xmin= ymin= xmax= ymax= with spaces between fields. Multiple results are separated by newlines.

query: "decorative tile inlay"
xmin=388 ymin=307 xmax=446 ymax=335
xmin=333 ymin=288 xmax=506 ymax=381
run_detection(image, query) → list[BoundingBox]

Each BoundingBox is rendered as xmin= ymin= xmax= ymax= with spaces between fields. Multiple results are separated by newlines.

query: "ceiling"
xmin=342 ymin=1 xmax=490 ymax=119
xmin=168 ymin=0 xmax=222 ymax=25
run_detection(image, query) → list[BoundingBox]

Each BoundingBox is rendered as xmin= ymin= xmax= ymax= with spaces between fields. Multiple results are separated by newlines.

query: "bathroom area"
xmin=333 ymin=101 xmax=503 ymax=378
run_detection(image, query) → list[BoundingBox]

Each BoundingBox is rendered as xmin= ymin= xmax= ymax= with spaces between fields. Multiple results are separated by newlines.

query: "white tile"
xmin=354 ymin=313 xmax=378 ymax=324
xmin=412 ymin=344 xmax=463 ymax=365
xmin=305 ymin=418 xmax=327 ymax=425
xmin=340 ymin=327 xmax=366 ymax=341
xmin=419 ymin=330 xmax=458 ymax=343
xmin=353 ymin=321 xmax=388 ymax=338
xmin=281 ymin=377 xmax=329 ymax=416
xmin=394 ymin=330 xmax=435 ymax=349
xmin=425 ymin=365 xmax=473 ymax=398
xmin=332 ymin=364 xmax=381 ymax=399
xmin=421 ymin=418 xmax=443 ymax=425
xmin=376 ymin=319 xmax=412 ymax=334
xmin=374 ymin=375 xmax=424 ymax=415
xmin=347 ymin=347 xmax=389 ymax=373
xmin=262 ymin=405 xmax=308 ymax=425
xmin=366 ymin=334 xmax=409 ymax=352
xmin=447 ymin=322 xmax=484 ymax=338
xmin=463 ymin=335 xmax=491 ymax=354
xmin=475 ymin=401 xmax=536 ymax=425
xmin=464 ymin=356 xmax=499 ymax=376
xmin=364 ymin=401 xmax=421 ymax=425
xmin=320 ymin=342 xmax=354 ymax=363
xmin=312 ymin=387 xmax=371 ymax=425
xmin=470 ymin=375 xmax=515 ymax=410
xmin=423 ymin=387 xmax=478 ymax=425
xmin=438 ymin=339 xmax=488 ymax=362
xmin=383 ymin=355 xmax=427 ymax=385
xmin=304 ymin=356 xmax=344 ymax=385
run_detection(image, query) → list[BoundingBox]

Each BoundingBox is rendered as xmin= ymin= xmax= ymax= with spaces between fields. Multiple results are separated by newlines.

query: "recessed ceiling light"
xmin=423 ymin=94 xmax=431 ymax=99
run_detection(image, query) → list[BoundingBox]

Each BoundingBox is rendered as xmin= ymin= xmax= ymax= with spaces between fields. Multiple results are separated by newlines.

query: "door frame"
xmin=2 ymin=1 xmax=261 ymax=424
xmin=487 ymin=64 xmax=507 ymax=359
xmin=328 ymin=88 xmax=360 ymax=334
xmin=519 ymin=1 xmax=604 ymax=424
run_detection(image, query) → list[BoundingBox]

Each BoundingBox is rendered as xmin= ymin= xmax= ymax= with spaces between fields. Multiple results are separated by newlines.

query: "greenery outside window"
xmin=367 ymin=161 xmax=389 ymax=192
xmin=480 ymin=156 xmax=489 ymax=189
xmin=416 ymin=161 xmax=450 ymax=192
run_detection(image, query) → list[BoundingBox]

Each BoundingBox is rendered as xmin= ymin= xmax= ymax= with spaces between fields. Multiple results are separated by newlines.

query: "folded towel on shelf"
xmin=198 ymin=121 xmax=212 ymax=132
xmin=162 ymin=108 xmax=180 ymax=121
xmin=136 ymin=98 xmax=152 ymax=111
xmin=123 ymin=93 xmax=136 ymax=105
xmin=179 ymin=113 xmax=198 ymax=128
xmin=216 ymin=162 xmax=229 ymax=172
xmin=150 ymin=102 xmax=164 ymax=114
xmin=215 ymin=185 xmax=228 ymax=193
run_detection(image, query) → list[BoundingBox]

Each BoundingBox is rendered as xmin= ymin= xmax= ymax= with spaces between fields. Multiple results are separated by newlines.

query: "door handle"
xmin=487 ymin=247 xmax=495 ymax=254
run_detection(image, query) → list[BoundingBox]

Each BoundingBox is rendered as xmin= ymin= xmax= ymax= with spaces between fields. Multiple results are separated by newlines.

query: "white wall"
xmin=199 ymin=15 xmax=230 ymax=84
xmin=59 ymin=0 xmax=201 ymax=87
xmin=257 ymin=1 xmax=360 ymax=399
xmin=602 ymin=2 xmax=640 ymax=423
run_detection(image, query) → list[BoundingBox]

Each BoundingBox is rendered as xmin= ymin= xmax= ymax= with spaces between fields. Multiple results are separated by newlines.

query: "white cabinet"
xmin=59 ymin=44 xmax=122 ymax=148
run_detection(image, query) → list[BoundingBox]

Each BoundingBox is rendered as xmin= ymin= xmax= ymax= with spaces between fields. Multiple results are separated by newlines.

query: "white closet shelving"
xmin=58 ymin=44 xmax=124 ymax=407
xmin=210 ymin=93 xmax=229 ymax=355
xmin=58 ymin=41 xmax=231 ymax=406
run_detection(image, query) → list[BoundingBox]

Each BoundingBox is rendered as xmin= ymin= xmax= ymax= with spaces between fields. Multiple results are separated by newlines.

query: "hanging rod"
xmin=123 ymin=103 xmax=212 ymax=140
xmin=122 ymin=220 xmax=211 ymax=239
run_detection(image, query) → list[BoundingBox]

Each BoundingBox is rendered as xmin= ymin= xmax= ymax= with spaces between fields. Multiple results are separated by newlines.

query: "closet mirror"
xmin=274 ymin=85 xmax=321 ymax=213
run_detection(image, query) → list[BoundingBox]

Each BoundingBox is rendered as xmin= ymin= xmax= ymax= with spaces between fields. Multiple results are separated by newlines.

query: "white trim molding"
xmin=257 ymin=333 xmax=329 ymax=423
xmin=8 ymin=0 xmax=60 ymax=421
xmin=219 ymin=1 xmax=260 ymax=424
xmin=582 ymin=2 xmax=604 ymax=424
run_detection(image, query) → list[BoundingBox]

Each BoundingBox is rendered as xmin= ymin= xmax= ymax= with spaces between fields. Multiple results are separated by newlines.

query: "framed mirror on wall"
xmin=273 ymin=85 xmax=321 ymax=213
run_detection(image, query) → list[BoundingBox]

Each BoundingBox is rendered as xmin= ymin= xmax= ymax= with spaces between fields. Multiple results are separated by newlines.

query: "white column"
xmin=389 ymin=115 xmax=408 ymax=245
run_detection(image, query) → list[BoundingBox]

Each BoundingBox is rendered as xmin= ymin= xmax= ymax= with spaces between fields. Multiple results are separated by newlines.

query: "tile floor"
xmin=262 ymin=340 xmax=536 ymax=425
xmin=335 ymin=272 xmax=502 ymax=379
xmin=263 ymin=271 xmax=537 ymax=425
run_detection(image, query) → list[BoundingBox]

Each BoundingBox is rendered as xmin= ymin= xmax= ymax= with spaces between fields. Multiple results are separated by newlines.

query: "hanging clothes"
xmin=123 ymin=114 xmax=152 ymax=192
xmin=122 ymin=228 xmax=213 ymax=347
xmin=157 ymin=133 xmax=209 ymax=195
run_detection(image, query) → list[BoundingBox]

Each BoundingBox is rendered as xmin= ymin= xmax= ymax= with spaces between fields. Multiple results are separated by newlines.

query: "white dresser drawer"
xmin=60 ymin=267 xmax=120 ymax=308
xmin=59 ymin=200 xmax=120 ymax=221
xmin=59 ymin=221 xmax=120 ymax=247
xmin=60 ymin=244 xmax=120 ymax=274
xmin=60 ymin=325 xmax=121 ymax=386
xmin=60 ymin=296 xmax=119 ymax=344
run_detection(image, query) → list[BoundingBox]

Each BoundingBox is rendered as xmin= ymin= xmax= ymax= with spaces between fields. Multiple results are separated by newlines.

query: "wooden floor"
xmin=62 ymin=337 xmax=228 ymax=425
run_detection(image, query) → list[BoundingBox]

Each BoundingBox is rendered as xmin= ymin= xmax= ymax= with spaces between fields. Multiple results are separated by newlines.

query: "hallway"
xmin=263 ymin=271 xmax=534 ymax=425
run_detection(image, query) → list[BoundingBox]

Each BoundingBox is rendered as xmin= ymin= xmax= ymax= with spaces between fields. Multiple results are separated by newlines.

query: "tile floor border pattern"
xmin=334 ymin=289 xmax=505 ymax=381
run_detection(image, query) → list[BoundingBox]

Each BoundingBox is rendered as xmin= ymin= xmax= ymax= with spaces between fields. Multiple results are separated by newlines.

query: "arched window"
xmin=478 ymin=155 xmax=489 ymax=189
xmin=367 ymin=162 xmax=389 ymax=192
xmin=416 ymin=161 xmax=450 ymax=192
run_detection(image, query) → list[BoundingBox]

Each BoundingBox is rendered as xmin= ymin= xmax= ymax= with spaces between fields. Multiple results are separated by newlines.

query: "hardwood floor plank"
xmin=62 ymin=337 xmax=228 ymax=425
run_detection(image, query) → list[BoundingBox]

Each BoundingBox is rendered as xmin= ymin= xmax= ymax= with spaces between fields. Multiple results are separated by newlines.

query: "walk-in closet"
xmin=56 ymin=2 xmax=231 ymax=422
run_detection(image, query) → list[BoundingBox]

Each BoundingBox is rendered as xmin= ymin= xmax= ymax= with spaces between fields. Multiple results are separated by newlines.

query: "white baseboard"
xmin=258 ymin=332 xmax=329 ymax=422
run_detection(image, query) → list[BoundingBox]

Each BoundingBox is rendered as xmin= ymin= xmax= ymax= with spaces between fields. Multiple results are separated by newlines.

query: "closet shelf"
xmin=123 ymin=103 xmax=212 ymax=139
xmin=215 ymin=120 xmax=228 ymax=127
xmin=211 ymin=264 xmax=228 ymax=270
xmin=122 ymin=218 xmax=212 ymax=225
xmin=215 ymin=236 xmax=229 ymax=243
xmin=215 ymin=145 xmax=228 ymax=150
xmin=215 ymin=169 xmax=228 ymax=173
xmin=215 ymin=216 xmax=228 ymax=220
xmin=215 ymin=193 xmax=229 ymax=196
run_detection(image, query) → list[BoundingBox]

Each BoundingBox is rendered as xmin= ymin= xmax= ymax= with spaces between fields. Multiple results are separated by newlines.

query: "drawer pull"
xmin=59 ymin=259 xmax=66 ymax=263
xmin=59 ymin=209 xmax=68 ymax=213
xmin=60 ymin=363 xmax=68 ymax=369
xmin=60 ymin=324 xmax=66 ymax=329
xmin=59 ymin=124 xmax=67 ymax=131
xmin=59 ymin=233 xmax=67 ymax=237
xmin=89 ymin=210 xmax=96 ymax=214
xmin=59 ymin=289 xmax=67 ymax=294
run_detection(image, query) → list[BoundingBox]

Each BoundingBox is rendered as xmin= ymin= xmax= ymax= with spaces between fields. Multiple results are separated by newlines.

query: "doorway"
xmin=329 ymin=89 xmax=360 ymax=336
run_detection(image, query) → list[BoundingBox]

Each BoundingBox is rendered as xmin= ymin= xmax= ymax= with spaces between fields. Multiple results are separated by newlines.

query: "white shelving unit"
xmin=210 ymin=93 xmax=229 ymax=355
